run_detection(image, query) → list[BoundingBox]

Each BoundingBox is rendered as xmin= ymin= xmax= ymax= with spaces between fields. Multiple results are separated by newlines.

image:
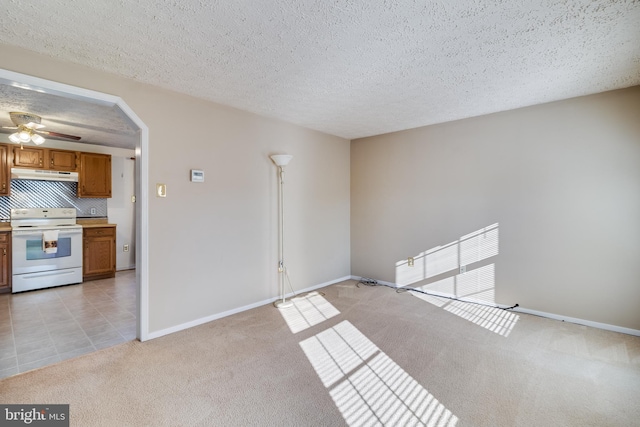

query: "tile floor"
xmin=0 ymin=269 xmax=136 ymax=380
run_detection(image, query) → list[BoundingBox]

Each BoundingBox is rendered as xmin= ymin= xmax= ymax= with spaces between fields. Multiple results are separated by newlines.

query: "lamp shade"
xmin=270 ymin=154 xmax=293 ymax=167
xmin=31 ymin=133 xmax=45 ymax=145
xmin=18 ymin=130 xmax=31 ymax=142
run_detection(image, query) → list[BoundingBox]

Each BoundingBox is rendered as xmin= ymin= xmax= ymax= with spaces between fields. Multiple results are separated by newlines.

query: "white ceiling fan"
xmin=1 ymin=112 xmax=81 ymax=146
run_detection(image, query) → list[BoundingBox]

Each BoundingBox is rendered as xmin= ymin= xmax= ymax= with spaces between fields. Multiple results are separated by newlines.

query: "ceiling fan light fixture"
xmin=5 ymin=112 xmax=80 ymax=144
xmin=31 ymin=133 xmax=45 ymax=145
xmin=18 ymin=129 xmax=31 ymax=142
xmin=9 ymin=133 xmax=20 ymax=143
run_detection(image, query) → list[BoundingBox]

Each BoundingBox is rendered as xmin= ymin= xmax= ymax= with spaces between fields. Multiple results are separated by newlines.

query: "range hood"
xmin=11 ymin=167 xmax=79 ymax=182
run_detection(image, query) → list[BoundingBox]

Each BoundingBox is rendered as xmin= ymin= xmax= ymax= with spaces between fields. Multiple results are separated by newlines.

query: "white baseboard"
xmin=350 ymin=275 xmax=640 ymax=337
xmin=146 ymin=275 xmax=353 ymax=340
xmin=513 ymin=306 xmax=640 ymax=337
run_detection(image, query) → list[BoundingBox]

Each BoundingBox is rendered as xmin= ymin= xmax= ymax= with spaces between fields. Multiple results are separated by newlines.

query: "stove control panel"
xmin=11 ymin=208 xmax=77 ymax=220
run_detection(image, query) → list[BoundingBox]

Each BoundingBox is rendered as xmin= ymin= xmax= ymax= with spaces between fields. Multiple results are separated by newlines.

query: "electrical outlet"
xmin=123 ymin=244 xmax=129 ymax=252
xmin=408 ymin=257 xmax=414 ymax=267
xmin=90 ymin=207 xmax=96 ymax=215
xmin=460 ymin=265 xmax=466 ymax=274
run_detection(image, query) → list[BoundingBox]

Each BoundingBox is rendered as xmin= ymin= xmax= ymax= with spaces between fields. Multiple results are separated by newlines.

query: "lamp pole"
xmin=270 ymin=154 xmax=293 ymax=308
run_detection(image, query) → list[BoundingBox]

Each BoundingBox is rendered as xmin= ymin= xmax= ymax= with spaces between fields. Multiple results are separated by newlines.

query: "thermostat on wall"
xmin=190 ymin=169 xmax=204 ymax=182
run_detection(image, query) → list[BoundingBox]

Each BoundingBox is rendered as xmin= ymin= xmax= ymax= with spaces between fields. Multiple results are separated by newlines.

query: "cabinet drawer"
xmin=83 ymin=227 xmax=115 ymax=238
xmin=0 ymin=232 xmax=8 ymax=243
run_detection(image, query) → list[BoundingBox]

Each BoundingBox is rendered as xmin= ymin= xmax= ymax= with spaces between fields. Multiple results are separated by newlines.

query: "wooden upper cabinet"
xmin=78 ymin=152 xmax=111 ymax=198
xmin=48 ymin=149 xmax=78 ymax=171
xmin=13 ymin=146 xmax=45 ymax=169
xmin=0 ymin=145 xmax=9 ymax=196
xmin=4 ymin=144 xmax=112 ymax=199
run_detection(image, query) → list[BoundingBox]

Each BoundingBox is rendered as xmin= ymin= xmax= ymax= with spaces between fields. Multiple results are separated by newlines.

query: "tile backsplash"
xmin=0 ymin=180 xmax=107 ymax=220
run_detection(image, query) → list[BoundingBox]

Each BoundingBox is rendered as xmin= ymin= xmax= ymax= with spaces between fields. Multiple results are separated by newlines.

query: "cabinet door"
xmin=49 ymin=149 xmax=78 ymax=171
xmin=78 ymin=152 xmax=112 ymax=198
xmin=13 ymin=147 xmax=44 ymax=169
xmin=83 ymin=228 xmax=116 ymax=280
xmin=0 ymin=144 xmax=9 ymax=196
xmin=0 ymin=233 xmax=11 ymax=293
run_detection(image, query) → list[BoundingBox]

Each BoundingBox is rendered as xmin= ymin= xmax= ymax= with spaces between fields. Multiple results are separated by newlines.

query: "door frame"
xmin=0 ymin=68 xmax=150 ymax=341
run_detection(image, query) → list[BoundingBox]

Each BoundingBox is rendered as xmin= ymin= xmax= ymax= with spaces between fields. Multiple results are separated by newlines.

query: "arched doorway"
xmin=0 ymin=68 xmax=149 ymax=341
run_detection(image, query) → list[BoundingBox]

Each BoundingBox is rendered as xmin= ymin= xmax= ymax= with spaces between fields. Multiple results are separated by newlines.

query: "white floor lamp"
xmin=271 ymin=154 xmax=294 ymax=308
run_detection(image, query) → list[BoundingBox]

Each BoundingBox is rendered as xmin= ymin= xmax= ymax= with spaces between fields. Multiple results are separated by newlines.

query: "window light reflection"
xmin=300 ymin=321 xmax=458 ymax=426
xmin=278 ymin=291 xmax=340 ymax=333
xmin=396 ymin=223 xmax=499 ymax=288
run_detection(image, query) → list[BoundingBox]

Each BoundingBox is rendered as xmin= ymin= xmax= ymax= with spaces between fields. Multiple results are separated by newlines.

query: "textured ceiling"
xmin=0 ymin=82 xmax=138 ymax=149
xmin=0 ymin=0 xmax=639 ymax=145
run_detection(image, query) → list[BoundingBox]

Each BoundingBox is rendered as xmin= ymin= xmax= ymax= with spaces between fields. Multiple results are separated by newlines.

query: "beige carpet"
xmin=1 ymin=280 xmax=639 ymax=426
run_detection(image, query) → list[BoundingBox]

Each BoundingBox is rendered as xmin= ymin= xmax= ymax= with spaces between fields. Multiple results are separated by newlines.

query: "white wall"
xmin=108 ymin=154 xmax=136 ymax=271
xmin=0 ymin=44 xmax=351 ymax=334
xmin=351 ymin=87 xmax=640 ymax=331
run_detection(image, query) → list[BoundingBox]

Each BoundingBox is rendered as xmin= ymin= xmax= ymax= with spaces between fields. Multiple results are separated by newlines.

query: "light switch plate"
xmin=156 ymin=183 xmax=167 ymax=197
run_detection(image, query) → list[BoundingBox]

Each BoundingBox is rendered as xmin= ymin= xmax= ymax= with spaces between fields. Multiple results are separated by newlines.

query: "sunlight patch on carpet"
xmin=410 ymin=290 xmax=519 ymax=337
xmin=444 ymin=300 xmax=519 ymax=337
xmin=278 ymin=291 xmax=340 ymax=333
xmin=300 ymin=321 xmax=458 ymax=427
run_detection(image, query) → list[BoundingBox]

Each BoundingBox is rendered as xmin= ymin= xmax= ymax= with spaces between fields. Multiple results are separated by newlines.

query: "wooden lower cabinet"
xmin=83 ymin=226 xmax=116 ymax=281
xmin=0 ymin=231 xmax=11 ymax=293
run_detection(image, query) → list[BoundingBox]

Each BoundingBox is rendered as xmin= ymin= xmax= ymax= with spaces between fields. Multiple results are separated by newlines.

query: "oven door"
xmin=12 ymin=227 xmax=83 ymax=292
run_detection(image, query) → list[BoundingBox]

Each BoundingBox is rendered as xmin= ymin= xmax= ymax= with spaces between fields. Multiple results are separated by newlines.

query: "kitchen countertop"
xmin=80 ymin=223 xmax=117 ymax=228
xmin=0 ymin=223 xmax=11 ymax=231
xmin=77 ymin=218 xmax=116 ymax=228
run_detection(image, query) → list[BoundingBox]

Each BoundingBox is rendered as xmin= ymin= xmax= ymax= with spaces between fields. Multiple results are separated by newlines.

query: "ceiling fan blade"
xmin=1 ymin=126 xmax=18 ymax=130
xmin=38 ymin=130 xmax=82 ymax=141
xmin=24 ymin=122 xmax=45 ymax=130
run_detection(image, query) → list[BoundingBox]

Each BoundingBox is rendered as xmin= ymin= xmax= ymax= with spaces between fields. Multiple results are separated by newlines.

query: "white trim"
xmin=513 ymin=307 xmax=640 ymax=337
xmin=0 ymin=69 xmax=120 ymax=106
xmin=147 ymin=275 xmax=352 ymax=340
xmin=350 ymin=276 xmax=640 ymax=337
xmin=0 ymin=68 xmax=150 ymax=342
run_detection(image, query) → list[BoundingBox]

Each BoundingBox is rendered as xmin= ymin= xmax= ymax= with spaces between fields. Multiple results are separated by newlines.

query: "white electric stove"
xmin=11 ymin=208 xmax=83 ymax=293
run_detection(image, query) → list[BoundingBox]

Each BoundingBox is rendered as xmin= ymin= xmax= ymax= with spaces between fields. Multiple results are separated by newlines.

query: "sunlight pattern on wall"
xmin=459 ymin=225 xmax=499 ymax=267
xmin=396 ymin=223 xmax=498 ymax=287
xmin=300 ymin=321 xmax=458 ymax=426
xmin=278 ymin=291 xmax=340 ymax=333
xmin=395 ymin=224 xmax=519 ymax=337
xmin=455 ymin=264 xmax=495 ymax=303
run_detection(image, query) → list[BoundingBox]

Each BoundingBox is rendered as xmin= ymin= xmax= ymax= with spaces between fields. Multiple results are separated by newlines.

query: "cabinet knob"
xmin=2 ymin=248 xmax=5 ymax=255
